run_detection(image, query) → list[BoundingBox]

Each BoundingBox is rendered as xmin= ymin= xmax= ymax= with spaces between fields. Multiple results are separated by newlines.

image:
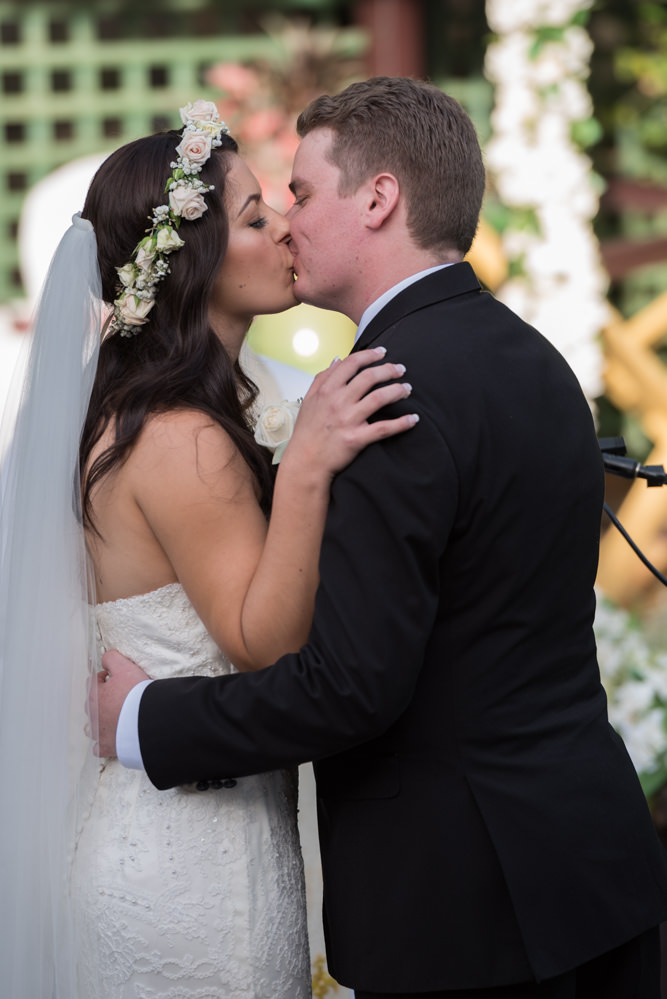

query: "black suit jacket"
xmin=140 ymin=264 xmax=667 ymax=991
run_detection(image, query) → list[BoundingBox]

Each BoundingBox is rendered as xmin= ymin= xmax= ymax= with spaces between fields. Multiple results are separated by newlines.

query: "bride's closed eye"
xmin=249 ymin=216 xmax=269 ymax=229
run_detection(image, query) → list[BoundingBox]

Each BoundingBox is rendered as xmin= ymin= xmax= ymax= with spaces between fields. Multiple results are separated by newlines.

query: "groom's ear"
xmin=361 ymin=173 xmax=400 ymax=230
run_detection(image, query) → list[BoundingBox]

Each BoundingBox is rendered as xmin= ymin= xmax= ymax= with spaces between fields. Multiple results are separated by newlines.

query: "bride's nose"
xmin=272 ymin=210 xmax=291 ymax=244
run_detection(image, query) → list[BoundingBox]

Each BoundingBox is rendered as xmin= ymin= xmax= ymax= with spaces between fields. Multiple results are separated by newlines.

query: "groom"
xmin=95 ymin=78 xmax=667 ymax=997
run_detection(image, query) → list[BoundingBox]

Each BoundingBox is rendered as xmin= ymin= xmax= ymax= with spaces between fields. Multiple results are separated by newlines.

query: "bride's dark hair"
xmin=79 ymin=130 xmax=273 ymax=530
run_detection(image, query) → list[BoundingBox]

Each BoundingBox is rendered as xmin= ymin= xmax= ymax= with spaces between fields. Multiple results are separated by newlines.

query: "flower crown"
xmin=111 ymin=100 xmax=230 ymax=337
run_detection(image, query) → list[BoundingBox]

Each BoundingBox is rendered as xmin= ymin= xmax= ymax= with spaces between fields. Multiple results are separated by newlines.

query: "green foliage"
xmin=529 ymin=26 xmax=568 ymax=58
xmin=571 ymin=116 xmax=605 ymax=149
xmin=612 ymin=0 xmax=667 ymax=182
xmin=528 ymin=7 xmax=591 ymax=59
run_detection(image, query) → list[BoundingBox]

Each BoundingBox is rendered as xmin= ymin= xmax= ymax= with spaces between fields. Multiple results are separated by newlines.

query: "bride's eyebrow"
xmin=236 ymin=193 xmax=261 ymax=218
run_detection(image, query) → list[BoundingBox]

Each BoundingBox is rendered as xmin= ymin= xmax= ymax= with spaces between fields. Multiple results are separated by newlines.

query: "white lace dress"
xmin=70 ymin=583 xmax=311 ymax=999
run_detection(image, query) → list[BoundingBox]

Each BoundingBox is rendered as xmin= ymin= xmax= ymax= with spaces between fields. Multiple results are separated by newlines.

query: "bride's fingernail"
xmin=395 ymin=364 xmax=406 ymax=375
xmin=373 ymin=346 xmax=387 ymax=355
xmin=403 ymin=382 xmax=413 ymax=394
xmin=408 ymin=413 xmax=420 ymax=425
xmin=329 ymin=356 xmax=341 ymax=366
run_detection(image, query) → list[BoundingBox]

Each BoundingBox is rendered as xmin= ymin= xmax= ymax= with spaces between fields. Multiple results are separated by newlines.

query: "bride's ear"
xmin=361 ymin=173 xmax=400 ymax=230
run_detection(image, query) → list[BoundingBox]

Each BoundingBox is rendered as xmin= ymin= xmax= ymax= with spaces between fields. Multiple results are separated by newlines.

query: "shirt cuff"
xmin=116 ymin=679 xmax=153 ymax=770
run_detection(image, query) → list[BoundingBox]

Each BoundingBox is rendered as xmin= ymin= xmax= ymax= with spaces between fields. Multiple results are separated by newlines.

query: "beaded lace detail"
xmin=71 ymin=583 xmax=310 ymax=998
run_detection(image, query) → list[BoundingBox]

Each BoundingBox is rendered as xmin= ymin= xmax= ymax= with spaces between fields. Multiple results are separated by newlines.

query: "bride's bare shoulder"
xmin=141 ymin=406 xmax=227 ymax=438
xmin=128 ymin=407 xmax=250 ymax=485
xmin=135 ymin=407 xmax=231 ymax=451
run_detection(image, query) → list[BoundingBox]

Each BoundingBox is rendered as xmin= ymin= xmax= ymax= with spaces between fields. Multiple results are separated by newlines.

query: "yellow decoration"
xmin=248 ymin=303 xmax=356 ymax=374
xmin=465 ymin=217 xmax=508 ymax=292
xmin=311 ymin=954 xmax=340 ymax=998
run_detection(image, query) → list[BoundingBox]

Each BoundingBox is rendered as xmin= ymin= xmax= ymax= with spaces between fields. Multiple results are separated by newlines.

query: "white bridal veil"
xmin=0 ymin=214 xmax=102 ymax=995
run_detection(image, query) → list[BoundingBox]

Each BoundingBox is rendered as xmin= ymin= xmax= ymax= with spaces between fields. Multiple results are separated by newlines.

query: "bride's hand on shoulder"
xmin=283 ymin=346 xmax=418 ymax=480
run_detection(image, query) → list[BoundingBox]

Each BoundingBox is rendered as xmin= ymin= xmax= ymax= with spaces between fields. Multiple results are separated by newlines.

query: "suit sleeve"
xmin=140 ymin=408 xmax=456 ymax=789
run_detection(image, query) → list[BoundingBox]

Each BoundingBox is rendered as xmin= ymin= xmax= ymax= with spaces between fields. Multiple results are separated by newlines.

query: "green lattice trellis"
xmin=0 ymin=0 xmax=337 ymax=304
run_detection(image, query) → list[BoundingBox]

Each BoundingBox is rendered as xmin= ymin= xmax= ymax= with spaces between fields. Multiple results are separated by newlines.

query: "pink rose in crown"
xmin=169 ymin=185 xmax=208 ymax=221
xmin=117 ymin=293 xmax=154 ymax=326
xmin=176 ymin=130 xmax=213 ymax=166
xmin=135 ymin=240 xmax=156 ymax=271
xmin=179 ymin=99 xmax=219 ymax=124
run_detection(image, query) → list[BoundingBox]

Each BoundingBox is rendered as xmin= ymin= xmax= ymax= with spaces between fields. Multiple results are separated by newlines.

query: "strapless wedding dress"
xmin=71 ymin=582 xmax=310 ymax=998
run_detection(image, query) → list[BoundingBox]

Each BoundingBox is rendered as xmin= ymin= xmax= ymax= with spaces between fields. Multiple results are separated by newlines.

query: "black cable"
xmin=603 ymin=502 xmax=667 ymax=587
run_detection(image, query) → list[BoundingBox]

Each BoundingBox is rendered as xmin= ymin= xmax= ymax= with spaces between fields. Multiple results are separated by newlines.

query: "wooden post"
xmin=355 ymin=0 xmax=426 ymax=78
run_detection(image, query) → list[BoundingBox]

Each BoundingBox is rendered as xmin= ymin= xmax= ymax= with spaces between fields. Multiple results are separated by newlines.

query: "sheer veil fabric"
xmin=0 ymin=214 xmax=104 ymax=996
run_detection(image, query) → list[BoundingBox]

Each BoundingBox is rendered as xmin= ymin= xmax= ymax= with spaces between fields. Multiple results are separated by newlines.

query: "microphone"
xmin=597 ymin=437 xmax=667 ymax=586
xmin=598 ymin=437 xmax=667 ymax=487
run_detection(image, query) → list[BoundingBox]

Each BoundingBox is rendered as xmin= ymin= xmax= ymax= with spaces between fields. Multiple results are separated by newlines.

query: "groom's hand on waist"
xmin=89 ymin=650 xmax=151 ymax=758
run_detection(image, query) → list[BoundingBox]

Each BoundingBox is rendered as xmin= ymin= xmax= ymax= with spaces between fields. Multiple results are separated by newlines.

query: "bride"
xmin=0 ymin=101 xmax=416 ymax=997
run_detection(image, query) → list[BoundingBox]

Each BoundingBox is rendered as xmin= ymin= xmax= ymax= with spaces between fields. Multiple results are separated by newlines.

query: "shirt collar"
xmin=354 ymin=263 xmax=455 ymax=343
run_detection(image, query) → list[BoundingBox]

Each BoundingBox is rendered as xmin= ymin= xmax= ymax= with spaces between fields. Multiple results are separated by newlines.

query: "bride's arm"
xmin=131 ymin=349 xmax=416 ymax=671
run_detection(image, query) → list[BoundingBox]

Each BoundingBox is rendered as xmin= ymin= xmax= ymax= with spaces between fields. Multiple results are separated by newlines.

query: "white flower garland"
xmin=484 ymin=0 xmax=608 ymax=401
xmin=111 ymin=100 xmax=229 ymax=337
xmin=594 ymin=593 xmax=667 ymax=796
xmin=485 ymin=2 xmax=667 ymax=797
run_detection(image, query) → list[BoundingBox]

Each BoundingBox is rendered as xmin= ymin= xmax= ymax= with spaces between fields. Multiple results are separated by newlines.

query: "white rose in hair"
xmin=117 ymin=293 xmax=154 ymax=326
xmin=197 ymin=118 xmax=228 ymax=138
xmin=156 ymin=226 xmax=185 ymax=253
xmin=176 ymin=130 xmax=212 ymax=166
xmin=169 ymin=185 xmax=208 ymax=220
xmin=117 ymin=262 xmax=136 ymax=287
xmin=179 ymin=100 xmax=219 ymax=124
xmin=254 ymin=400 xmax=301 ymax=464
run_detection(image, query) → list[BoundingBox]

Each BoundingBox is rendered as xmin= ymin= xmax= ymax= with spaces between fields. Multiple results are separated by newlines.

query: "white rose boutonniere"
xmin=254 ymin=400 xmax=301 ymax=464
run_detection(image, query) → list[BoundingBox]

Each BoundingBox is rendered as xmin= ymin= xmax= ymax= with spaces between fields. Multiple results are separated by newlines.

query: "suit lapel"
xmin=353 ymin=261 xmax=482 ymax=352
